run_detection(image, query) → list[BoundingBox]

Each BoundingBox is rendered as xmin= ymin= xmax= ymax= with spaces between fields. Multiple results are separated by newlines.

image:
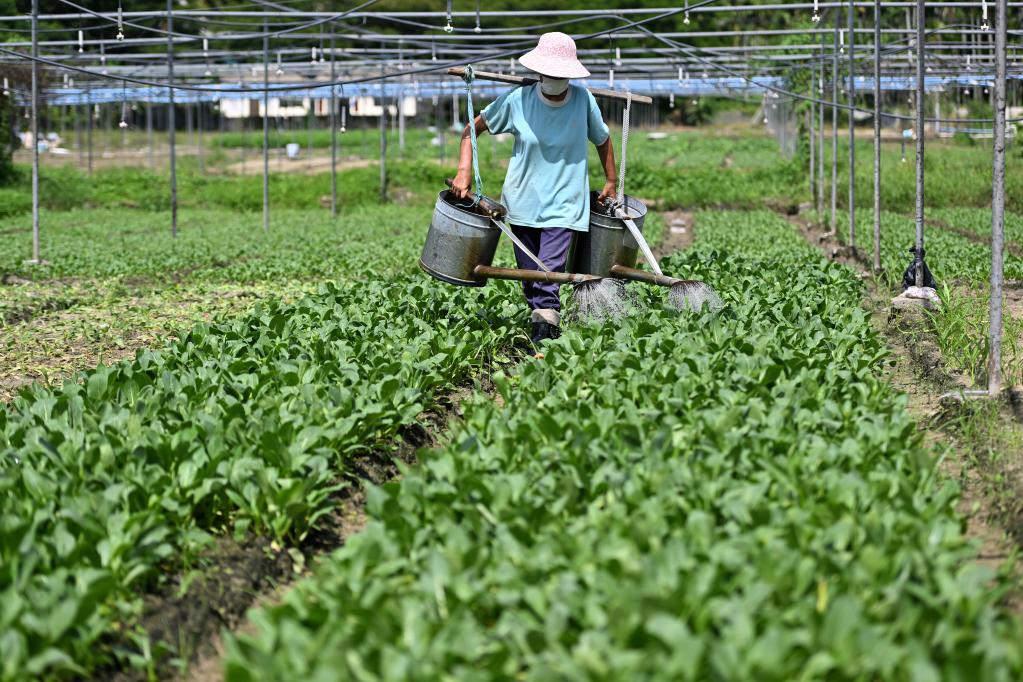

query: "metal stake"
xmin=197 ymin=102 xmax=204 ymax=174
xmin=30 ymin=0 xmax=40 ymax=264
xmin=831 ymin=17 xmax=838 ymax=234
xmin=988 ymin=0 xmax=1007 ymax=395
xmin=168 ymin=0 xmax=177 ymax=238
xmin=87 ymin=89 xmax=93 ymax=175
xmin=847 ymin=0 xmax=856 ymax=248
xmin=262 ymin=18 xmax=269 ymax=232
xmin=914 ymin=0 xmax=924 ymax=287
xmin=873 ymin=0 xmax=882 ymax=273
xmin=817 ymin=46 xmax=825 ymax=217
xmin=379 ymin=53 xmax=387 ymax=202
xmin=330 ymin=29 xmax=338 ymax=218
xmin=146 ymin=99 xmax=153 ymax=169
xmin=809 ymin=86 xmax=815 ymax=201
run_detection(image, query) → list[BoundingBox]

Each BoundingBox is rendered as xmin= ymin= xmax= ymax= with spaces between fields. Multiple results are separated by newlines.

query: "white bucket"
xmin=285 ymin=143 xmax=300 ymax=159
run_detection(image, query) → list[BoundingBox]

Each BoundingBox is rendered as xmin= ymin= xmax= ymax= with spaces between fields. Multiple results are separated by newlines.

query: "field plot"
xmin=830 ymin=211 xmax=1023 ymax=387
xmin=0 ymin=204 xmax=445 ymax=401
xmin=1 ymin=265 xmax=530 ymax=678
xmin=224 ymin=211 xmax=1022 ymax=680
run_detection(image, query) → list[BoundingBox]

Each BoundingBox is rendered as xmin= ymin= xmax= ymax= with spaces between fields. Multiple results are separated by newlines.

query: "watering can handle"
xmin=444 ymin=178 xmax=507 ymax=220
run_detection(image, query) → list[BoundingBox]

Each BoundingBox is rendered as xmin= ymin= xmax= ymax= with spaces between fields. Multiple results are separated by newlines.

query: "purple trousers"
xmin=510 ymin=225 xmax=575 ymax=311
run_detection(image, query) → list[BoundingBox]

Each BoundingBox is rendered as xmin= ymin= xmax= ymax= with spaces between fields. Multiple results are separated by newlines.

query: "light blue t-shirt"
xmin=481 ymin=83 xmax=610 ymax=231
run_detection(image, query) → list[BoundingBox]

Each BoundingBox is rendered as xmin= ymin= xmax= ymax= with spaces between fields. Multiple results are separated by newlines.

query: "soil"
xmin=654 ymin=210 xmax=695 ymax=259
xmin=220 ymin=155 xmax=374 ymax=177
xmin=1 ymin=295 xmax=81 ymax=326
xmin=789 ymin=210 xmax=1023 ymax=610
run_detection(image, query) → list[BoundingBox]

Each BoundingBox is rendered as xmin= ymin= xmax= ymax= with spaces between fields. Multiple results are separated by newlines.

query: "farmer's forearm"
xmin=456 ymin=115 xmax=490 ymax=175
xmin=596 ymin=137 xmax=617 ymax=184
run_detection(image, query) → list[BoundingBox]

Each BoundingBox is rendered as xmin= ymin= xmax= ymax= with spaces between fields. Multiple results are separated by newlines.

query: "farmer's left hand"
xmin=598 ymin=180 xmax=617 ymax=204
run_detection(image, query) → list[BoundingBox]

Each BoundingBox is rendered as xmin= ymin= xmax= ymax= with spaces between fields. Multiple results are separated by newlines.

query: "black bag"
xmin=902 ymin=247 xmax=938 ymax=290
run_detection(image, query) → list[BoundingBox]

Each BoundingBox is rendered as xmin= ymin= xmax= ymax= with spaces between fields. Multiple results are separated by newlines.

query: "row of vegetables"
xmin=222 ymin=211 xmax=1022 ymax=680
xmin=3 ymin=203 xmax=1020 ymax=679
xmin=0 ymin=272 xmax=527 ymax=679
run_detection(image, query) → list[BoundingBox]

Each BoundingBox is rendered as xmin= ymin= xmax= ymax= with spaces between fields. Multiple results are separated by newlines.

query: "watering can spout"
xmin=609 ymin=264 xmax=680 ymax=287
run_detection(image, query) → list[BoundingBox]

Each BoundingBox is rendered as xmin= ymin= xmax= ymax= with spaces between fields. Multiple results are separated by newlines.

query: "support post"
xmin=87 ymin=90 xmax=93 ymax=175
xmin=873 ymin=0 xmax=882 ymax=273
xmin=830 ymin=17 xmax=839 ymax=234
xmin=330 ymin=29 xmax=338 ymax=218
xmin=197 ymin=102 xmax=204 ymax=174
xmin=988 ymin=0 xmax=1007 ymax=395
xmin=262 ymin=19 xmax=269 ymax=232
xmin=914 ymin=0 xmax=925 ymax=287
xmin=809 ymin=90 xmax=815 ymax=201
xmin=847 ymin=0 xmax=856 ymax=248
xmin=30 ymin=0 xmax=40 ymax=264
xmin=146 ymin=99 xmax=154 ymax=169
xmin=168 ymin=0 xmax=177 ymax=238
xmin=76 ymin=104 xmax=83 ymax=165
xmin=380 ymin=47 xmax=387 ymax=202
xmin=817 ymin=46 xmax=825 ymax=217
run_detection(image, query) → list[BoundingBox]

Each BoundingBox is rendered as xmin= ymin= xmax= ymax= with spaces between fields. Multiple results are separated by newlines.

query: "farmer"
xmin=451 ymin=32 xmax=618 ymax=344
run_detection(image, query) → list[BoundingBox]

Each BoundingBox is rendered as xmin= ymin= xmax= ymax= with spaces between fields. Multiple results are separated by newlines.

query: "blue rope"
xmin=462 ymin=65 xmax=484 ymax=204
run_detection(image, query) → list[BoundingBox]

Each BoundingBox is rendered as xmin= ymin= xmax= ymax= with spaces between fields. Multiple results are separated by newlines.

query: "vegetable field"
xmin=3 ymin=194 xmax=1022 ymax=679
xmin=3 ymin=123 xmax=1023 ymax=681
xmin=224 ymin=212 xmax=1023 ymax=679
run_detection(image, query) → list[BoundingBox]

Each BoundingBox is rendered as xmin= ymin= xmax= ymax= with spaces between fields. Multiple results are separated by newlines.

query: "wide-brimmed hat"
xmin=519 ymin=32 xmax=590 ymax=79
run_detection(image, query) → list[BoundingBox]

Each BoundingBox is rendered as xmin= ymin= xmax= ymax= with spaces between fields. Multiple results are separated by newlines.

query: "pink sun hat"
xmin=518 ymin=32 xmax=591 ymax=79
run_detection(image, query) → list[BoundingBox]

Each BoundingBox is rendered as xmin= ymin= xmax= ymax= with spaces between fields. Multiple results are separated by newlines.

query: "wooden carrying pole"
xmin=446 ymin=67 xmax=653 ymax=104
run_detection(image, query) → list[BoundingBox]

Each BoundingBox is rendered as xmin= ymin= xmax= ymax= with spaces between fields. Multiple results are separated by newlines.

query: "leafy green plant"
xmin=0 ymin=274 xmax=524 ymax=679
xmin=224 ymin=211 xmax=1022 ymax=681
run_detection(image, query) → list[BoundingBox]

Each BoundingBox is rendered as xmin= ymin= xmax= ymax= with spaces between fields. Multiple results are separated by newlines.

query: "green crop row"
xmin=836 ymin=211 xmax=1023 ymax=285
xmin=0 ymin=274 xmax=525 ymax=680
xmin=224 ymin=211 xmax=1022 ymax=680
xmin=928 ymin=207 xmax=1023 ymax=247
xmin=0 ymin=205 xmax=432 ymax=284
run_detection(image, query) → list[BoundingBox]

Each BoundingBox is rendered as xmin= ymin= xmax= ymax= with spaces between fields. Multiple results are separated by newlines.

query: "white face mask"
xmin=539 ymin=77 xmax=570 ymax=96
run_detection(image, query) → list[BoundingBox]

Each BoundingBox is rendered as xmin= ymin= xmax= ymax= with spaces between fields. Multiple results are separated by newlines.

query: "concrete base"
xmin=22 ymin=259 xmax=50 ymax=267
xmin=891 ymin=285 xmax=941 ymax=311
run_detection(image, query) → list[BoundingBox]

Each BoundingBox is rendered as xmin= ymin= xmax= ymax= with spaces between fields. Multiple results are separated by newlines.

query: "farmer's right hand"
xmin=451 ymin=171 xmax=472 ymax=199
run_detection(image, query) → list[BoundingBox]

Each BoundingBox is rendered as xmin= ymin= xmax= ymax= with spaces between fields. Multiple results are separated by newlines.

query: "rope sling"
xmin=459 ymin=65 xmax=551 ymax=272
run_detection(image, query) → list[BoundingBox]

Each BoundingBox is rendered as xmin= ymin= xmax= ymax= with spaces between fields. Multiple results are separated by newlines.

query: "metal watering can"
xmin=420 ymin=186 xmax=716 ymax=310
xmin=419 ymin=188 xmax=601 ymax=287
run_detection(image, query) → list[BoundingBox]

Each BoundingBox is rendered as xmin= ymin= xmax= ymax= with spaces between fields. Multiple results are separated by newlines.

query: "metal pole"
xmin=847 ymin=0 xmax=856 ymax=248
xmin=146 ymin=100 xmax=153 ymax=168
xmin=809 ymin=100 xmax=815 ymax=201
xmin=306 ymin=99 xmax=313 ymax=173
xmin=330 ymin=29 xmax=338 ymax=218
xmin=988 ymin=0 xmax=1007 ymax=395
xmin=197 ymin=102 xmax=204 ymax=174
xmin=168 ymin=0 xmax=177 ymax=238
xmin=185 ymin=98 xmax=192 ymax=153
xmin=87 ymin=89 xmax=93 ymax=175
xmin=30 ymin=0 xmax=39 ymax=264
xmin=873 ymin=0 xmax=882 ymax=273
xmin=379 ymin=44 xmax=387 ymax=202
xmin=76 ymin=104 xmax=83 ymax=166
xmin=398 ymin=86 xmax=406 ymax=154
xmin=262 ymin=19 xmax=269 ymax=232
xmin=914 ymin=0 xmax=924 ymax=287
xmin=817 ymin=45 xmax=825 ymax=217
xmin=831 ymin=16 xmax=839 ymax=234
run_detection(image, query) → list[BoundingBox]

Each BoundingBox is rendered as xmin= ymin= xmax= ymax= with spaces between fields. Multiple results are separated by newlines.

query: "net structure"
xmin=1 ymin=0 xmax=1021 ymax=393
